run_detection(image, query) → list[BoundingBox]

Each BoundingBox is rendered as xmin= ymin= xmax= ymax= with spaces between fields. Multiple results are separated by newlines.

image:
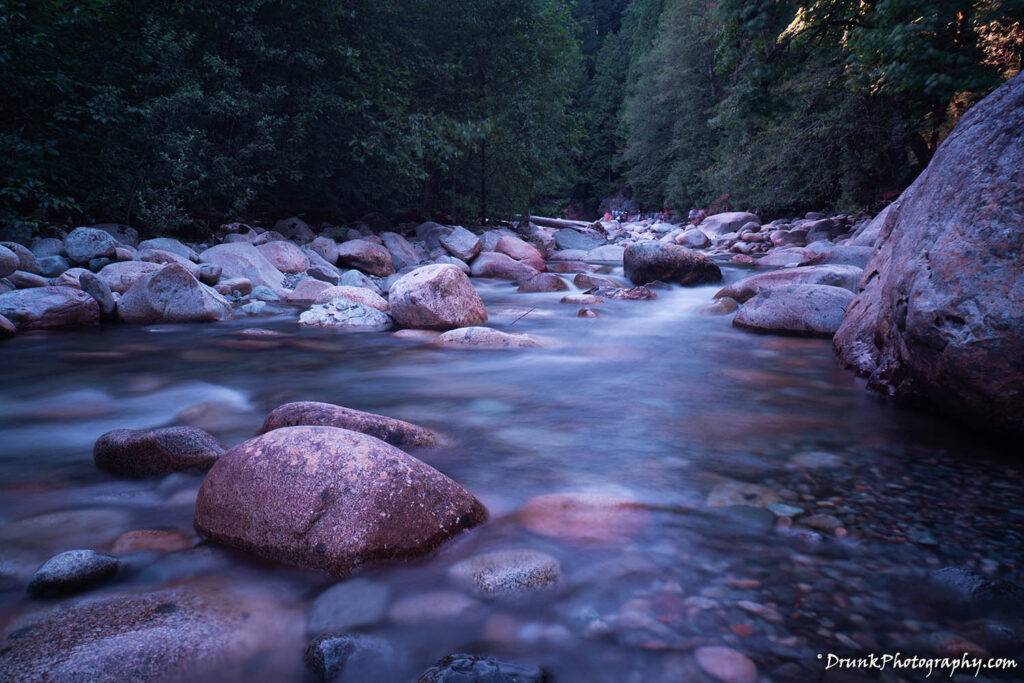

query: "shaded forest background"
xmin=2 ymin=0 xmax=1022 ymax=239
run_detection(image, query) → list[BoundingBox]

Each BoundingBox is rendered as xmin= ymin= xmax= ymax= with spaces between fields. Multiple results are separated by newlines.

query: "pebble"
xmin=27 ymin=549 xmax=118 ymax=597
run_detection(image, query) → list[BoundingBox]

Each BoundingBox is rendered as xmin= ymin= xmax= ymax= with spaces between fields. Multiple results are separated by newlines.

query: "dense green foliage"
xmin=2 ymin=0 xmax=1022 ymax=237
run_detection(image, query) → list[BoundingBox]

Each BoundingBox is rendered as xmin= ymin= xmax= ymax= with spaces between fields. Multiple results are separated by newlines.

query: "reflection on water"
xmin=1 ymin=265 xmax=1021 ymax=681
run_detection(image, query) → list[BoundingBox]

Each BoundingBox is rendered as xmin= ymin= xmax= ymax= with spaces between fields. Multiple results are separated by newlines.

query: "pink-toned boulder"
xmin=389 ymin=264 xmax=487 ymax=330
xmin=258 ymin=401 xmax=440 ymax=449
xmin=139 ymin=248 xmax=202 ymax=277
xmin=137 ymin=238 xmax=197 ymax=261
xmin=257 ymin=240 xmax=309 ymax=274
xmin=199 ymin=242 xmax=286 ymax=291
xmin=517 ymin=273 xmax=569 ymax=293
xmin=214 ymin=277 xmax=252 ymax=296
xmin=308 ymin=236 xmax=339 ymax=264
xmin=0 ymin=286 xmax=99 ymax=330
xmin=470 ymin=252 xmax=540 ymax=283
xmin=313 ymin=285 xmax=389 ymax=311
xmin=54 ymin=267 xmax=90 ymax=288
xmin=194 ymin=426 xmax=486 ymax=576
xmin=336 ymin=239 xmax=394 ymax=277
xmin=698 ymin=211 xmax=760 ymax=236
xmin=496 ymin=235 xmax=545 ymax=271
xmin=118 ymin=263 xmax=232 ymax=324
xmin=284 ymin=278 xmax=332 ymax=305
xmin=97 ymin=261 xmax=162 ymax=294
xmin=714 ymin=264 xmax=863 ymax=302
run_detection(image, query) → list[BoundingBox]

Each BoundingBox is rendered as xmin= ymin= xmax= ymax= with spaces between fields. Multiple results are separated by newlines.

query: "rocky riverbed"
xmin=1 ymin=254 xmax=1022 ymax=680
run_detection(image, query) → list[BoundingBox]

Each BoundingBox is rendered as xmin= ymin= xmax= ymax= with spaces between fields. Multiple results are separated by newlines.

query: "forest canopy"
xmin=2 ymin=0 xmax=1022 ymax=238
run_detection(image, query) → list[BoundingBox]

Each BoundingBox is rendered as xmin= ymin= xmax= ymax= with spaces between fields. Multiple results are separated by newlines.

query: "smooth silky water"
xmin=1 ymin=264 xmax=1021 ymax=681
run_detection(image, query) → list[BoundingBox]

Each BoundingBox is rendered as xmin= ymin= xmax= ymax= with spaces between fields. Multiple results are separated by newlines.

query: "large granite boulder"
xmin=1 ymin=241 xmax=40 ymax=274
xmin=194 ymin=426 xmax=487 ymax=576
xmin=259 ymin=401 xmax=440 ymax=449
xmin=119 ymin=263 xmax=232 ymax=324
xmin=389 ymin=264 xmax=487 ymax=330
xmin=624 ymin=241 xmax=722 ymax=285
xmin=199 ymin=242 xmax=286 ymax=291
xmin=715 ymin=264 xmax=863 ymax=302
xmin=834 ymin=72 xmax=1024 ymax=438
xmin=735 ymin=284 xmax=854 ymax=337
xmin=0 ymin=286 xmax=99 ymax=329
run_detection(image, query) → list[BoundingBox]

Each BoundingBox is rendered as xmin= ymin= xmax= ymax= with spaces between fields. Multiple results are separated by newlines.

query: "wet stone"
xmin=308 ymin=578 xmax=391 ymax=634
xmin=449 ymin=549 xmax=561 ymax=597
xmin=417 ymin=653 xmax=546 ymax=683
xmin=27 ymin=549 xmax=118 ymax=598
xmin=305 ymin=634 xmax=399 ymax=683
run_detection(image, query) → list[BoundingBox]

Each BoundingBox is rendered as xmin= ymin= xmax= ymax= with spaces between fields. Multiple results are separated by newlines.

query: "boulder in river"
xmin=259 ymin=401 xmax=440 ymax=450
xmin=283 ymin=277 xmax=332 ymax=305
xmin=336 ymin=239 xmax=394 ymax=277
xmin=64 ymin=227 xmax=118 ymax=264
xmin=137 ymin=238 xmax=198 ymax=261
xmin=834 ymin=72 xmax=1024 ymax=438
xmin=299 ymin=300 xmax=393 ymax=331
xmin=734 ymin=284 xmax=853 ymax=337
xmin=194 ymin=426 xmax=487 ymax=576
xmin=517 ymin=273 xmax=569 ymax=293
xmin=435 ymin=326 xmax=542 ymax=349
xmin=27 ymin=549 xmax=118 ymax=598
xmin=94 ymin=426 xmax=224 ymax=477
xmin=439 ymin=226 xmax=483 ymax=261
xmin=470 ymin=251 xmax=540 ymax=283
xmin=314 ymin=285 xmax=389 ymax=311
xmin=624 ymin=241 xmax=722 ymax=286
xmin=199 ymin=242 xmax=286 ymax=291
xmin=0 ymin=286 xmax=99 ymax=330
xmin=0 ymin=244 xmax=20 ymax=278
xmin=496 ymin=235 xmax=544 ymax=270
xmin=699 ymin=212 xmax=760 ymax=236
xmin=389 ymin=264 xmax=487 ymax=330
xmin=118 ymin=263 xmax=232 ymax=324
xmin=381 ymin=231 xmax=423 ymax=270
xmin=78 ymin=272 xmax=116 ymax=320
xmin=0 ymin=584 xmax=298 ymax=681
xmin=257 ymin=240 xmax=309 ymax=274
xmin=96 ymin=261 xmax=162 ymax=294
xmin=714 ymin=264 xmax=863 ymax=302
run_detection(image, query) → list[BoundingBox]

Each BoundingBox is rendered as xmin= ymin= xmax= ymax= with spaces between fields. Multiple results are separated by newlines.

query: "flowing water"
xmin=1 ymin=264 xmax=1021 ymax=681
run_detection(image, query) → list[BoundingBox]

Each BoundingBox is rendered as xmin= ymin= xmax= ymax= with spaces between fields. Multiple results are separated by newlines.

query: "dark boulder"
xmin=259 ymin=401 xmax=440 ymax=449
xmin=624 ymin=242 xmax=722 ymax=286
xmin=94 ymin=426 xmax=224 ymax=477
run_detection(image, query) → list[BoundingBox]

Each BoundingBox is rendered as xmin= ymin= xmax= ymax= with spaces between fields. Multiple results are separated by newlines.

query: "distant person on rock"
xmin=603 ymin=210 xmax=613 ymax=222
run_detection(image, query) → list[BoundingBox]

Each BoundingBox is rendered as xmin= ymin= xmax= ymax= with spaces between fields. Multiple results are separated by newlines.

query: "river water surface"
xmin=1 ymin=264 xmax=1021 ymax=681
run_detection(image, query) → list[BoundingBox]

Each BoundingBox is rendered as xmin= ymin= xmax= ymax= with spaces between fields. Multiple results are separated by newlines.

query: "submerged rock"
xmin=389 ymin=264 xmax=487 ymax=330
xmin=733 ymin=284 xmax=853 ymax=337
xmin=94 ymin=426 xmax=224 ymax=478
xmin=194 ymin=426 xmax=487 ymax=576
xmin=307 ymin=578 xmax=390 ymax=634
xmin=299 ymin=301 xmax=393 ymax=331
xmin=517 ymin=491 xmax=647 ymax=543
xmin=449 ymin=549 xmax=561 ymax=597
xmin=624 ymin=242 xmax=722 ymax=286
xmin=27 ymin=549 xmax=118 ymax=598
xmin=418 ymin=654 xmax=546 ymax=683
xmin=259 ymin=401 xmax=440 ymax=449
xmin=694 ymin=646 xmax=758 ymax=683
xmin=835 ymin=72 xmax=1024 ymax=438
xmin=435 ymin=326 xmax=542 ymax=349
xmin=0 ymin=585 xmax=298 ymax=681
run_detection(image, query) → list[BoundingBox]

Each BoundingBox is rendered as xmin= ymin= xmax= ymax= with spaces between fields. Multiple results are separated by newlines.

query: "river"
xmin=1 ymin=263 xmax=1021 ymax=681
